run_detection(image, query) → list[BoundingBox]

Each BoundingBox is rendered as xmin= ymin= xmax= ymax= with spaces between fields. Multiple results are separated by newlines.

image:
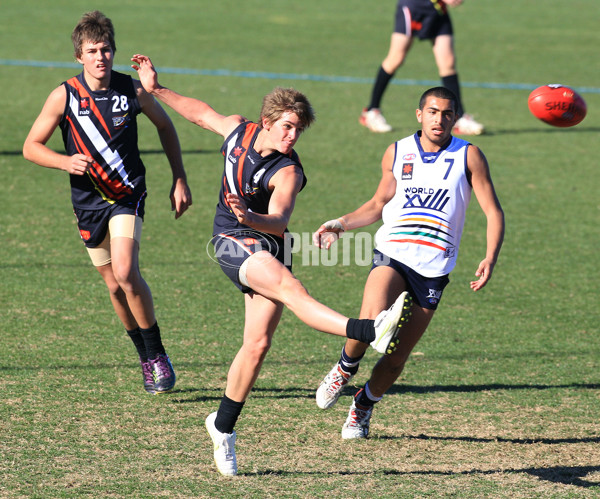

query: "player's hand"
xmin=226 ymin=193 xmax=252 ymax=225
xmin=170 ymin=177 xmax=192 ymax=219
xmin=131 ymin=54 xmax=160 ymax=94
xmin=470 ymin=258 xmax=495 ymax=291
xmin=63 ymin=154 xmax=93 ymax=175
xmin=312 ymin=218 xmax=347 ymax=249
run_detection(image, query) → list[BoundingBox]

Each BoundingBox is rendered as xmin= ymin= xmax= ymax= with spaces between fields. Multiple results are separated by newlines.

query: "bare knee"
xmin=241 ymin=335 xmax=272 ymax=367
xmin=96 ymin=265 xmax=122 ymax=296
xmin=279 ymin=275 xmax=309 ymax=306
xmin=111 ymin=263 xmax=141 ymax=293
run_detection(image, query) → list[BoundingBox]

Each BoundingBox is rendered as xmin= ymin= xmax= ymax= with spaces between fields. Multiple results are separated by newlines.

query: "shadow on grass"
xmin=243 ymin=465 xmax=600 ymax=488
xmin=401 ymin=433 xmax=600 ymax=445
xmin=169 ymin=386 xmax=316 ymax=403
xmin=386 ymin=382 xmax=600 ymax=395
xmin=164 ymin=382 xmax=600 ymax=404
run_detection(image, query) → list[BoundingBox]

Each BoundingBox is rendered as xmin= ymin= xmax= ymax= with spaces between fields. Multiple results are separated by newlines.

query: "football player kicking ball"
xmin=313 ymin=87 xmax=504 ymax=439
xmin=131 ymin=54 xmax=413 ymax=476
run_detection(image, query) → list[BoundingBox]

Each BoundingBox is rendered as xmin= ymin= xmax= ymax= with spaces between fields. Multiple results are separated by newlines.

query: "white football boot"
xmin=453 ymin=114 xmax=485 ymax=135
xmin=316 ymin=364 xmax=354 ymax=410
xmin=359 ymin=108 xmax=393 ymax=133
xmin=341 ymin=400 xmax=373 ymax=439
xmin=205 ymin=412 xmax=237 ymax=477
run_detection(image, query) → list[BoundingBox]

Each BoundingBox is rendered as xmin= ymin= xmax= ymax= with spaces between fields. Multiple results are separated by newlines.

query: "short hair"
xmin=72 ymin=11 xmax=116 ymax=58
xmin=260 ymin=87 xmax=316 ymax=130
xmin=418 ymin=86 xmax=458 ymax=112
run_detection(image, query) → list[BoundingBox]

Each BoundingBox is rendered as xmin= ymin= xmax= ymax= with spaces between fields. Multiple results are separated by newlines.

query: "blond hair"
xmin=260 ymin=87 xmax=315 ymax=130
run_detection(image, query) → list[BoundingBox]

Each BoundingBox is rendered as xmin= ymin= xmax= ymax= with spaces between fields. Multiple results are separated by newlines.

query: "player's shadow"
xmin=243 ymin=464 xmax=600 ymax=487
xmin=396 ymin=433 xmax=600 ymax=445
xmin=169 ymin=386 xmax=315 ymax=403
xmin=385 ymin=382 xmax=600 ymax=395
xmin=167 ymin=380 xmax=600 ymax=403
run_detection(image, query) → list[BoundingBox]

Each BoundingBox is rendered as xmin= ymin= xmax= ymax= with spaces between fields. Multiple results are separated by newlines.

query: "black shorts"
xmin=371 ymin=249 xmax=449 ymax=310
xmin=210 ymin=230 xmax=291 ymax=293
xmin=394 ymin=0 xmax=453 ymax=40
xmin=73 ymin=201 xmax=145 ymax=248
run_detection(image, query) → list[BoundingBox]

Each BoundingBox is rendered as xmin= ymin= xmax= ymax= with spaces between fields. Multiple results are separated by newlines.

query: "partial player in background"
xmin=132 ymin=54 xmax=412 ymax=477
xmin=23 ymin=11 xmax=192 ymax=395
xmin=314 ymin=87 xmax=504 ymax=439
xmin=360 ymin=0 xmax=485 ymax=135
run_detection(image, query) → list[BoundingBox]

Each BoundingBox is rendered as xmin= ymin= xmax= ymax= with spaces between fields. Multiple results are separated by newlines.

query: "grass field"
xmin=1 ymin=0 xmax=599 ymax=497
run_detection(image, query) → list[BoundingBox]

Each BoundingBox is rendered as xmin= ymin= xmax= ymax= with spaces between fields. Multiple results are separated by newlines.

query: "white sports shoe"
xmin=205 ymin=412 xmax=237 ymax=477
xmin=370 ymin=291 xmax=413 ymax=355
xmin=316 ymin=364 xmax=354 ymax=410
xmin=453 ymin=114 xmax=485 ymax=135
xmin=342 ymin=400 xmax=373 ymax=439
xmin=359 ymin=108 xmax=392 ymax=133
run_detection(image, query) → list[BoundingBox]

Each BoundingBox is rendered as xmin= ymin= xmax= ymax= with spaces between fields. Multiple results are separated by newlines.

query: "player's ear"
xmin=416 ymin=109 xmax=423 ymax=123
xmin=261 ymin=116 xmax=272 ymax=130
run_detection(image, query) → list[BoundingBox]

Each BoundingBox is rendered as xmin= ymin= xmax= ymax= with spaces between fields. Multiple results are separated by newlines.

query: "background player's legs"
xmin=432 ymin=34 xmax=463 ymax=115
xmin=362 ymin=33 xmax=413 ymax=132
xmin=96 ymin=262 xmax=138 ymax=330
xmin=109 ymin=236 xmax=156 ymax=329
xmin=381 ymin=32 xmax=413 ymax=77
xmin=432 ymin=34 xmax=483 ymax=134
xmin=110 ymin=235 xmax=174 ymax=392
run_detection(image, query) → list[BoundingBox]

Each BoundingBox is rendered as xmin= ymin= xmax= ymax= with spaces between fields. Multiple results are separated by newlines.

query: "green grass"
xmin=1 ymin=0 xmax=600 ymax=497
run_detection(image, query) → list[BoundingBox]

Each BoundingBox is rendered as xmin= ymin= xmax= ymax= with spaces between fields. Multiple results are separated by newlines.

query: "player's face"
xmin=263 ymin=111 xmax=304 ymax=155
xmin=77 ymin=40 xmax=114 ymax=85
xmin=416 ymin=97 xmax=457 ymax=148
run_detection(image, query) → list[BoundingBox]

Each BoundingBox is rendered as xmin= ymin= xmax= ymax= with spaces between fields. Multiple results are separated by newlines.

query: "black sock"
xmin=441 ymin=74 xmax=464 ymax=117
xmin=355 ymin=382 xmax=382 ymax=408
xmin=126 ymin=327 xmax=147 ymax=361
xmin=139 ymin=322 xmax=165 ymax=360
xmin=346 ymin=318 xmax=376 ymax=344
xmin=369 ymin=66 xmax=394 ymax=110
xmin=339 ymin=346 xmax=364 ymax=376
xmin=215 ymin=395 xmax=245 ymax=434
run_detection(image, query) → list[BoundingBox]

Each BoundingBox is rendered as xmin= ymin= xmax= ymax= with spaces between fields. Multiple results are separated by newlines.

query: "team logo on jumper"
xmin=403 ymin=153 xmax=416 ymax=161
xmin=444 ymin=246 xmax=455 ymax=258
xmin=427 ymin=288 xmax=442 ymax=305
xmin=112 ymin=115 xmax=129 ymax=128
xmin=244 ymin=183 xmax=259 ymax=195
xmin=402 ymin=163 xmax=413 ymax=180
xmin=403 ymin=187 xmax=450 ymax=213
xmin=79 ymin=98 xmax=91 ymax=116
xmin=228 ymin=146 xmax=245 ymax=164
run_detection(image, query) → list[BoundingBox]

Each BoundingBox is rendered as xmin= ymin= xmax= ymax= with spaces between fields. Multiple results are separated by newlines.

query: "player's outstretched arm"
xmin=131 ymin=54 xmax=242 ymax=138
xmin=313 ymin=143 xmax=397 ymax=249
